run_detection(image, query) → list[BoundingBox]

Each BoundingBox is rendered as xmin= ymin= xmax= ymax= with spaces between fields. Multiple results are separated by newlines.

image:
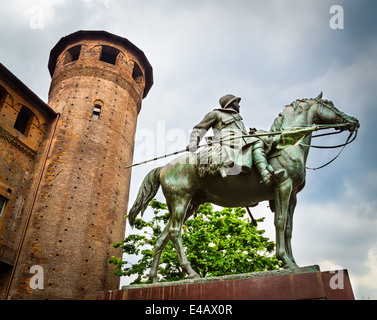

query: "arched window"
xmin=92 ymin=100 xmax=103 ymax=119
xmin=14 ymin=106 xmax=34 ymax=135
xmin=100 ymin=46 xmax=120 ymax=65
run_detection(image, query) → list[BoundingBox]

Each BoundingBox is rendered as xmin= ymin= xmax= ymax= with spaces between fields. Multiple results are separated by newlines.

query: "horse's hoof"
xmin=150 ymin=277 xmax=159 ymax=284
xmin=188 ymin=273 xmax=200 ymax=280
xmin=284 ymin=262 xmax=299 ymax=269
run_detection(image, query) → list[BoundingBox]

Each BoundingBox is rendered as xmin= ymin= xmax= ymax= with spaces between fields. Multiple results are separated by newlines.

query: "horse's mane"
xmin=270 ymin=110 xmax=285 ymax=132
xmin=270 ymin=98 xmax=315 ymax=132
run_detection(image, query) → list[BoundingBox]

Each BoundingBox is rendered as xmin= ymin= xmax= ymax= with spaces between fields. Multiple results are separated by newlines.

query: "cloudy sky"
xmin=1 ymin=0 xmax=376 ymax=299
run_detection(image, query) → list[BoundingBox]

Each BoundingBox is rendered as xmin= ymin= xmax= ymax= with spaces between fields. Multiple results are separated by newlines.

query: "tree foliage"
xmin=109 ymin=200 xmax=282 ymax=284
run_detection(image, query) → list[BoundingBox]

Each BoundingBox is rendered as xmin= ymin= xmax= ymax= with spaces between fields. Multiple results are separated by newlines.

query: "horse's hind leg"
xmin=149 ymin=202 xmax=201 ymax=283
xmin=149 ymin=220 xmax=171 ymax=283
xmin=169 ymin=197 xmax=200 ymax=280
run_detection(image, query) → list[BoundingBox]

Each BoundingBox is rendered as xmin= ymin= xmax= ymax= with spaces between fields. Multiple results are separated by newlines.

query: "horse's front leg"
xmin=285 ymin=194 xmax=297 ymax=264
xmin=274 ymin=179 xmax=298 ymax=269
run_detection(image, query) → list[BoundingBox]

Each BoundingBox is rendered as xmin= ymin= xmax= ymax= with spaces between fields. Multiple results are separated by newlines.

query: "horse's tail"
xmin=128 ymin=167 xmax=162 ymax=227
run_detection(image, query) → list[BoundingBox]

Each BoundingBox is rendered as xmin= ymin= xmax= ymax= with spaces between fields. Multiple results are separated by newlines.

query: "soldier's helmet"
xmin=219 ymin=94 xmax=241 ymax=109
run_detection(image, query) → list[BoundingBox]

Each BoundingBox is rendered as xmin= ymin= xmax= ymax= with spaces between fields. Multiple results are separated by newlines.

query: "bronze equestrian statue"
xmin=188 ymin=94 xmax=284 ymax=184
xmin=128 ymin=93 xmax=359 ymax=283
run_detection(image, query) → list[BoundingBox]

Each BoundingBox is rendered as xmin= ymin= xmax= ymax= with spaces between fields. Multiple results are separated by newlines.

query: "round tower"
xmin=9 ymin=31 xmax=153 ymax=299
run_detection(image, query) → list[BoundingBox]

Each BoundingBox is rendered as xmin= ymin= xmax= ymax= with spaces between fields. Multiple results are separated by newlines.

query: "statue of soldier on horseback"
xmin=188 ymin=94 xmax=284 ymax=184
xmin=127 ymin=92 xmax=359 ymax=283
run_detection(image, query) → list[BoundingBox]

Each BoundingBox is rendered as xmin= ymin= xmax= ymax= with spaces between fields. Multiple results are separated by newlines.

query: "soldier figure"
xmin=188 ymin=94 xmax=283 ymax=184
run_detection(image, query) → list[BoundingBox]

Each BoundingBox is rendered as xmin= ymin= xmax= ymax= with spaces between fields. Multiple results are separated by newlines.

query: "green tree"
xmin=109 ymin=200 xmax=282 ymax=284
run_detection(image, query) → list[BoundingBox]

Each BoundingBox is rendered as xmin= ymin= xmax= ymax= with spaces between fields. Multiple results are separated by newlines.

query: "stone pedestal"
xmin=96 ymin=266 xmax=354 ymax=300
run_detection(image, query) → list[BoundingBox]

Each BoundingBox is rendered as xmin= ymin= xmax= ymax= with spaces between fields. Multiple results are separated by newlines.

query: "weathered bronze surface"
xmin=128 ymin=93 xmax=359 ymax=283
xmin=188 ymin=94 xmax=283 ymax=183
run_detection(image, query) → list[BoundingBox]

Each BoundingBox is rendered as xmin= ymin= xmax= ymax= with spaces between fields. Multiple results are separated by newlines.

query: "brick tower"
xmin=8 ymin=31 xmax=153 ymax=299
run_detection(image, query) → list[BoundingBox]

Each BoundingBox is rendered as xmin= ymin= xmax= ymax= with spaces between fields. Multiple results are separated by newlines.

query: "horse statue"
xmin=128 ymin=93 xmax=359 ymax=283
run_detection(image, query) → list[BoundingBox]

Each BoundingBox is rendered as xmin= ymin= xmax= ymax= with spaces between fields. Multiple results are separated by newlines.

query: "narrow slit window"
xmin=92 ymin=103 xmax=102 ymax=119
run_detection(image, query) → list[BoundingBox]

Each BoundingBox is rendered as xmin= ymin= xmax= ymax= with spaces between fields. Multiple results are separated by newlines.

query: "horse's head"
xmin=313 ymin=92 xmax=360 ymax=132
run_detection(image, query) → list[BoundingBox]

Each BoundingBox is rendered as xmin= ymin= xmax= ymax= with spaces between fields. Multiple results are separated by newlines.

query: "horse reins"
xmin=124 ymin=123 xmax=357 ymax=169
xmin=298 ymin=99 xmax=359 ymax=170
xmin=303 ymin=130 xmax=357 ymax=170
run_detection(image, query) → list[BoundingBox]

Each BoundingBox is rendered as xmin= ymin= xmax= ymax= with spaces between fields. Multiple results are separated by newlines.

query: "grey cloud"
xmin=1 ymin=0 xmax=376 ymax=299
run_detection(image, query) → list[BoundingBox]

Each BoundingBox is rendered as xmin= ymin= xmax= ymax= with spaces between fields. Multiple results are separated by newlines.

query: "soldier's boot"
xmin=253 ymin=143 xmax=284 ymax=185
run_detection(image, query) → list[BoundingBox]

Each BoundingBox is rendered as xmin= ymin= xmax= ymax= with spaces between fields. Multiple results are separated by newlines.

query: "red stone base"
xmin=97 ymin=267 xmax=354 ymax=300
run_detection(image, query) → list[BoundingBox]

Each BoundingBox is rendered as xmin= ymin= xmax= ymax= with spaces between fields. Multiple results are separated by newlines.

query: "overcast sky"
xmin=1 ymin=0 xmax=376 ymax=299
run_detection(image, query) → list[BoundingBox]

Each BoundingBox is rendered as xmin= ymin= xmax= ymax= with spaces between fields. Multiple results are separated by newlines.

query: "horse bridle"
xmin=302 ymin=99 xmax=358 ymax=170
